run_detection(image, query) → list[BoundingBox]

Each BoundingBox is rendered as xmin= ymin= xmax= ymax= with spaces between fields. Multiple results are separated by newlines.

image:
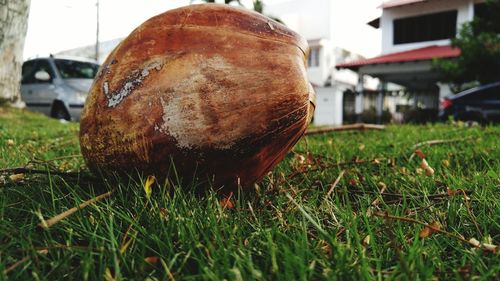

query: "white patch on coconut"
xmin=158 ymin=55 xmax=264 ymax=150
xmin=103 ymin=81 xmax=110 ymax=98
xmin=104 ymin=60 xmax=164 ymax=108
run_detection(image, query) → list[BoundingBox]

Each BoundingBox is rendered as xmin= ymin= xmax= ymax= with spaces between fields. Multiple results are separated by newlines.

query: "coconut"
xmin=79 ymin=4 xmax=315 ymax=190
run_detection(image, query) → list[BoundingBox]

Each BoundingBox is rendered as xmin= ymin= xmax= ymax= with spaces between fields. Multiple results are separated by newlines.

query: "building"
xmin=264 ymin=0 xmax=380 ymax=125
xmin=337 ymin=0 xmax=486 ymax=123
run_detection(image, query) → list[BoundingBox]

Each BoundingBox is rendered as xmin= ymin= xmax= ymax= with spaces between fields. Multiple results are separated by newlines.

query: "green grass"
xmin=1 ymin=106 xmax=499 ymax=280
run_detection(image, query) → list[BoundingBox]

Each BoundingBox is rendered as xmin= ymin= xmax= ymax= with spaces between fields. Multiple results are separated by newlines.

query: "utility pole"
xmin=95 ymin=0 xmax=100 ymax=62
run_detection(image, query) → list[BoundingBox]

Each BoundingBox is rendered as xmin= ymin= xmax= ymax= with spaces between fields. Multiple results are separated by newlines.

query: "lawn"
xmin=1 ymin=106 xmax=499 ymax=280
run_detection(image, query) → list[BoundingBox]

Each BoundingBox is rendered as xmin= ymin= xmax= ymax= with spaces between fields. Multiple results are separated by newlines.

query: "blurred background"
xmin=3 ymin=0 xmax=498 ymax=125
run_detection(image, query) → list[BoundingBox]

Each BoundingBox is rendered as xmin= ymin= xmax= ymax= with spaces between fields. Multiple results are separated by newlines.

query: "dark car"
xmin=439 ymin=82 xmax=500 ymax=123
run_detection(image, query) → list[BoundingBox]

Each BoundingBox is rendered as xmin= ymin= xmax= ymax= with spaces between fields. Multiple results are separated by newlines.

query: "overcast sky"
xmin=23 ymin=0 xmax=382 ymax=60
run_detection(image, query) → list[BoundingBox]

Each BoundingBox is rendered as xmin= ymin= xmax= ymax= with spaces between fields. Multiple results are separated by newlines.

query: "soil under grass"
xmin=1 ymin=106 xmax=499 ymax=280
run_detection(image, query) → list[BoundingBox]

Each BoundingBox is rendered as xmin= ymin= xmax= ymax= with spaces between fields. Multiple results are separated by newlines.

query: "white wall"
xmin=437 ymin=82 xmax=453 ymax=98
xmin=264 ymin=0 xmax=334 ymax=41
xmin=264 ymin=0 xmax=335 ymax=86
xmin=380 ymin=0 xmax=475 ymax=54
xmin=307 ymin=39 xmax=336 ymax=86
xmin=313 ymin=86 xmax=344 ymax=126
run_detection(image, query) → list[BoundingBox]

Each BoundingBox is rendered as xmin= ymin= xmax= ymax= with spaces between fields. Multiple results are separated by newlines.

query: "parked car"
xmin=439 ymin=82 xmax=500 ymax=123
xmin=21 ymin=55 xmax=99 ymax=121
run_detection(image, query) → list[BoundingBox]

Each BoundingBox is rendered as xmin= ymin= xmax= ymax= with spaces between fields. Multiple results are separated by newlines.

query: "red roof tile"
xmin=336 ymin=45 xmax=460 ymax=70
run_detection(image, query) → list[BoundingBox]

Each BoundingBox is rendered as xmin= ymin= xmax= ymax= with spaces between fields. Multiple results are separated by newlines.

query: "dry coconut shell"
xmin=80 ymin=4 xmax=315 ymax=190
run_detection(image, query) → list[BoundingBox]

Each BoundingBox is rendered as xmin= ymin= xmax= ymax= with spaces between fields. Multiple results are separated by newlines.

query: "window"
xmin=474 ymin=3 xmax=488 ymax=21
xmin=21 ymin=60 xmax=37 ymax=80
xmin=393 ymin=10 xmax=458 ymax=44
xmin=308 ymin=47 xmax=321 ymax=67
xmin=473 ymin=3 xmax=500 ymax=34
xmin=21 ymin=59 xmax=54 ymax=84
xmin=54 ymin=59 xmax=99 ymax=79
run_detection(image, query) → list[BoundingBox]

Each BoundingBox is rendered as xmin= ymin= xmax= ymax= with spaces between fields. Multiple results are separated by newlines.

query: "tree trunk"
xmin=0 ymin=0 xmax=30 ymax=107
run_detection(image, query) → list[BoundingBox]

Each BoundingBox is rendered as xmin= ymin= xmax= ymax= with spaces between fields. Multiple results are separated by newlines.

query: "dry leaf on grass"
xmin=348 ymin=178 xmax=358 ymax=187
xmin=447 ymin=188 xmax=471 ymax=200
xmin=413 ymin=149 xmax=434 ymax=176
xmin=482 ymin=243 xmax=498 ymax=254
xmin=457 ymin=265 xmax=472 ymax=280
xmin=88 ymin=214 xmax=96 ymax=225
xmin=120 ymin=237 xmax=134 ymax=255
xmin=9 ymin=173 xmax=24 ymax=183
xmin=420 ymin=159 xmax=435 ymax=176
xmin=317 ymin=239 xmax=332 ymax=256
xmin=468 ymin=238 xmax=499 ymax=254
xmin=220 ymin=193 xmax=235 ymax=210
xmin=105 ymin=268 xmax=117 ymax=281
xmin=469 ymin=238 xmax=481 ymax=247
xmin=419 ymin=221 xmax=442 ymax=238
xmin=144 ymin=256 xmax=160 ymax=265
xmin=6 ymin=139 xmax=15 ymax=146
xmin=253 ymin=183 xmax=261 ymax=196
xmin=362 ymin=235 xmax=371 ymax=246
xmin=294 ymin=152 xmax=316 ymax=168
xmin=376 ymin=212 xmax=498 ymax=253
xmin=415 ymin=149 xmax=426 ymax=159
xmin=377 ymin=182 xmax=387 ymax=189
xmin=159 ymin=208 xmax=168 ymax=218
xmin=296 ymin=153 xmax=306 ymax=165
xmin=306 ymin=152 xmax=315 ymax=165
xmin=143 ymin=175 xmax=155 ymax=200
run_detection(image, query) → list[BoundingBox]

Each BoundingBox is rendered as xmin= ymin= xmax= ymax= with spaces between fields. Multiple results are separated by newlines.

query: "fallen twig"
xmin=3 ymin=256 xmax=30 ymax=275
xmin=305 ymin=123 xmax=385 ymax=136
xmin=460 ymin=189 xmax=482 ymax=236
xmin=346 ymin=189 xmax=472 ymax=200
xmin=219 ymin=192 xmax=235 ymax=211
xmin=38 ymin=190 xmax=114 ymax=230
xmin=288 ymin=158 xmax=385 ymax=179
xmin=365 ymin=183 xmax=387 ymax=216
xmin=32 ymin=244 xmax=103 ymax=253
xmin=120 ymin=221 xmax=136 ymax=255
xmin=373 ymin=212 xmax=496 ymax=251
xmin=0 ymin=167 xmax=82 ymax=177
xmin=39 ymin=154 xmax=82 ymax=162
xmin=325 ymin=170 xmax=345 ymax=199
xmin=412 ymin=137 xmax=475 ymax=150
xmin=405 ymin=202 xmax=440 ymax=216
xmin=2 ymin=249 xmax=48 ymax=275
xmin=25 ymin=154 xmax=81 ymax=167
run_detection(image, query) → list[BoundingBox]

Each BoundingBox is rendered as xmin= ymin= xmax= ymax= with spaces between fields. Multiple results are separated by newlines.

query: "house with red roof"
xmin=337 ymin=0 xmax=486 ymax=123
